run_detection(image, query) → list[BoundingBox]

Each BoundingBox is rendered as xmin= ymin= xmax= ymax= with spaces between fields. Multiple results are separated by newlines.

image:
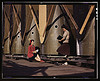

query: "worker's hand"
xmin=33 ymin=51 xmax=37 ymax=53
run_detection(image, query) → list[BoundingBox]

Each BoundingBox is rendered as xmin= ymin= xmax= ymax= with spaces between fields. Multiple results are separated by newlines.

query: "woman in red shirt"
xmin=27 ymin=39 xmax=44 ymax=62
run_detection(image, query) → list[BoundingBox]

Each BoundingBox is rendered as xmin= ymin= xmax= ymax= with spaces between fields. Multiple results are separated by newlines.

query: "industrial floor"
xmin=2 ymin=56 xmax=95 ymax=79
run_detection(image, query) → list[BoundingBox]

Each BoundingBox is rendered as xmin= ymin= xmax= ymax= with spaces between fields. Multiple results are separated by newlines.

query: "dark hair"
xmin=61 ymin=24 xmax=70 ymax=31
xmin=29 ymin=39 xmax=34 ymax=45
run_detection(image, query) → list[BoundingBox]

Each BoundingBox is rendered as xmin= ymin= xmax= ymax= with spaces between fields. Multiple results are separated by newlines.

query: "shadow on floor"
xmin=3 ymin=60 xmax=53 ymax=78
xmin=2 ymin=60 xmax=95 ymax=79
xmin=55 ymin=72 xmax=95 ymax=79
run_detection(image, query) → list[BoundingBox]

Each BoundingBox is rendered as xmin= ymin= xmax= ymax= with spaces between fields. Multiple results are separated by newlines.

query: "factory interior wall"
xmin=2 ymin=4 xmax=95 ymax=56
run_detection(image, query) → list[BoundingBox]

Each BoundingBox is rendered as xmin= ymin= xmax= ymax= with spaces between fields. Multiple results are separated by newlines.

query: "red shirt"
xmin=27 ymin=45 xmax=35 ymax=58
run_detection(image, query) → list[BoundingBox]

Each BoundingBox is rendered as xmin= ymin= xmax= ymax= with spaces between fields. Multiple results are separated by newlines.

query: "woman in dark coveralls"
xmin=27 ymin=39 xmax=44 ymax=62
xmin=57 ymin=24 xmax=70 ymax=57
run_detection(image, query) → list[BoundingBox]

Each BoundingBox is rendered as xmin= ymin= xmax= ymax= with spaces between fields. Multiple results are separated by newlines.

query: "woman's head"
xmin=29 ymin=39 xmax=34 ymax=45
xmin=61 ymin=24 xmax=69 ymax=31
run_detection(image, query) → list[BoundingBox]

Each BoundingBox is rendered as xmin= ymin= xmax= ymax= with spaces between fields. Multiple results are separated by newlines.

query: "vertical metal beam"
xmin=10 ymin=4 xmax=13 ymax=40
xmin=62 ymin=5 xmax=79 ymax=30
xmin=43 ymin=5 xmax=54 ymax=37
xmin=39 ymin=5 xmax=47 ymax=44
xmin=79 ymin=5 xmax=95 ymax=34
xmin=21 ymin=4 xmax=26 ymax=39
xmin=76 ymin=38 xmax=80 ymax=55
xmin=29 ymin=5 xmax=39 ymax=32
xmin=9 ymin=4 xmax=13 ymax=53
xmin=12 ymin=5 xmax=22 ymax=40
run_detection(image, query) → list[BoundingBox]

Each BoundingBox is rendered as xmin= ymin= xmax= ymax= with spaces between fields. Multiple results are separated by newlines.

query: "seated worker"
xmin=27 ymin=39 xmax=44 ymax=62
